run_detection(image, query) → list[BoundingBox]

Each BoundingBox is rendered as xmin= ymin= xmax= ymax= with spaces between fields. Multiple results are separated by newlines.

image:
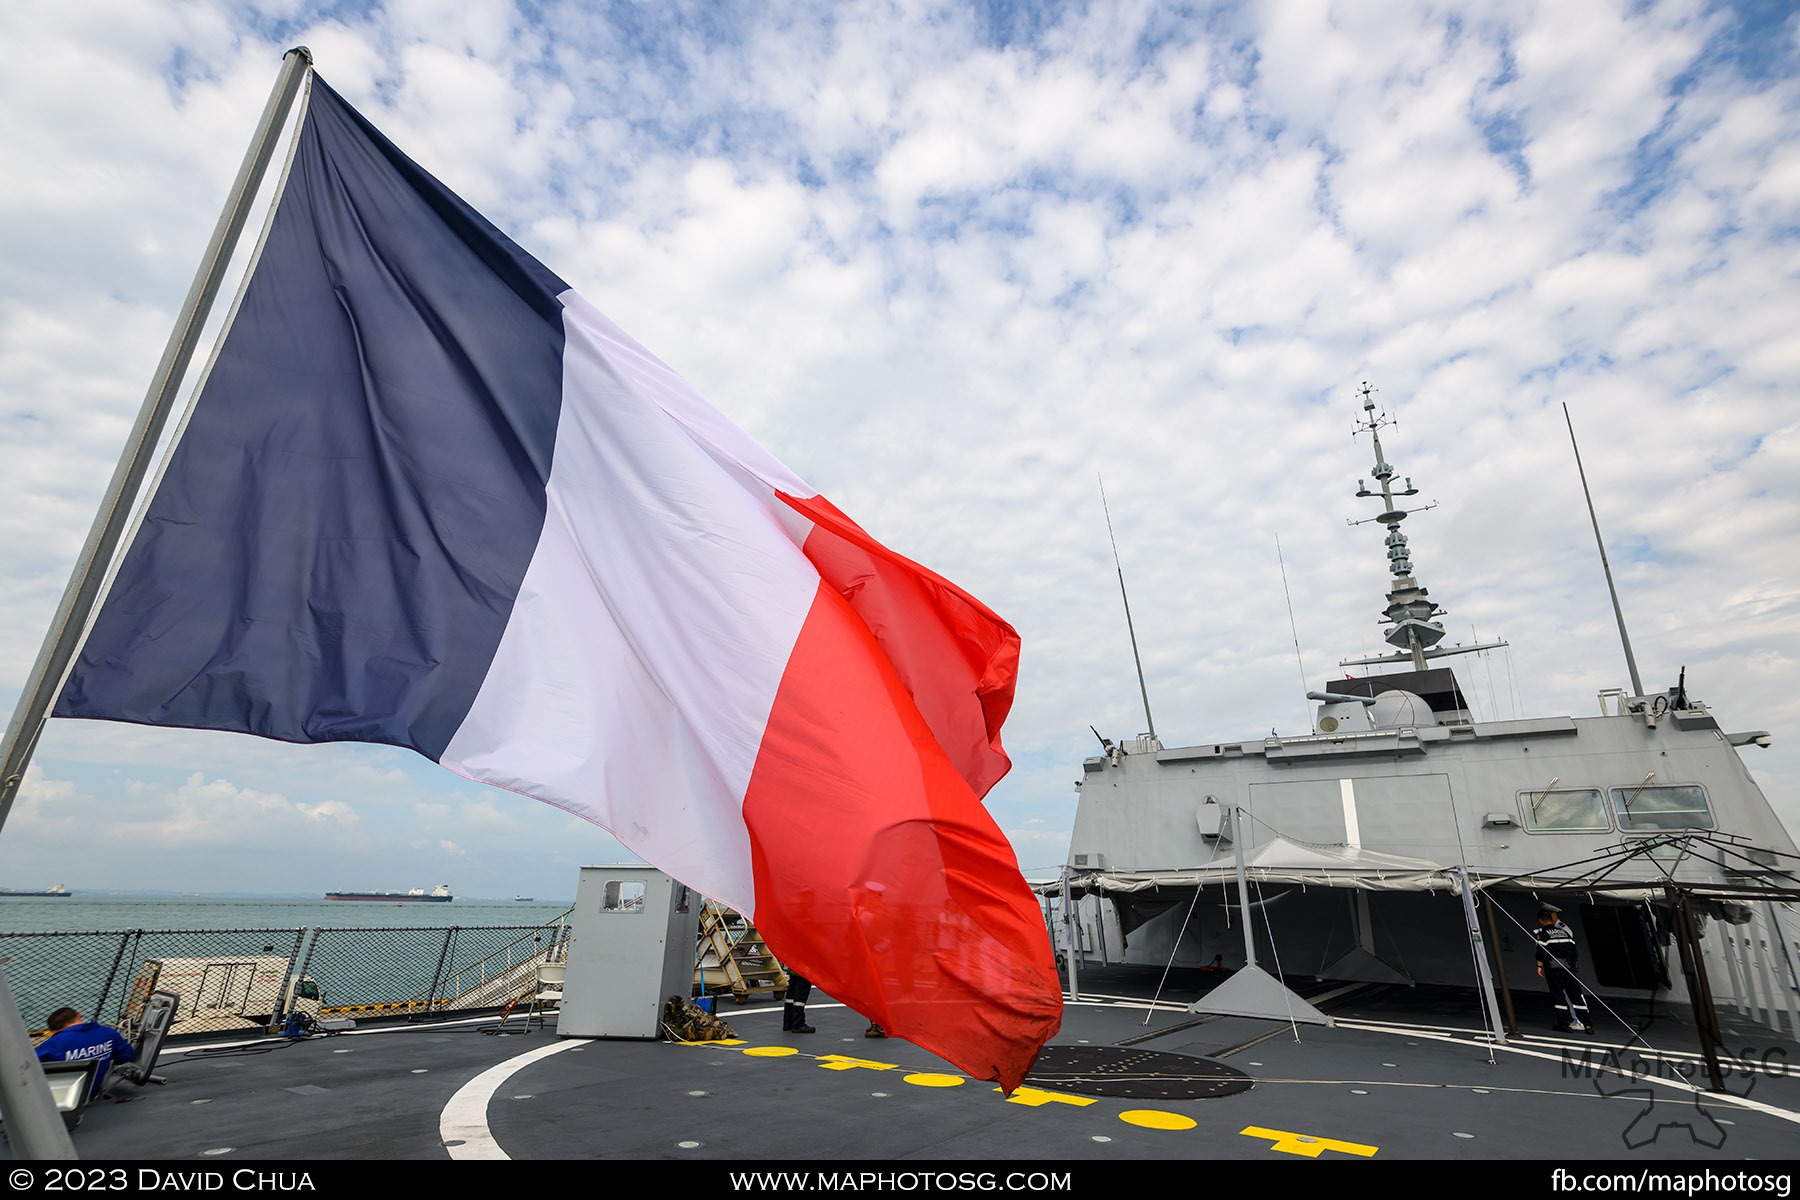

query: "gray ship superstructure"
xmin=1063 ymin=385 xmax=1800 ymax=1041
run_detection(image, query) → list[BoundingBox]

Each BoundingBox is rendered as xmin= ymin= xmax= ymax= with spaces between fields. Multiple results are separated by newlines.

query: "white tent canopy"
xmin=1065 ymin=837 xmax=1458 ymax=894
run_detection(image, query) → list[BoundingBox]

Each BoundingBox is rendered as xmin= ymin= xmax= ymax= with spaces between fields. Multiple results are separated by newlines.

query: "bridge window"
xmin=1518 ymin=787 xmax=1610 ymax=832
xmin=1610 ymin=783 xmax=1715 ymax=831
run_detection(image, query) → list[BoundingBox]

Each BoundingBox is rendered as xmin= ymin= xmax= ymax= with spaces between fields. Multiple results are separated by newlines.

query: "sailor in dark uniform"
xmin=1534 ymin=903 xmax=1591 ymax=1032
xmin=782 ymin=969 xmax=815 ymax=1034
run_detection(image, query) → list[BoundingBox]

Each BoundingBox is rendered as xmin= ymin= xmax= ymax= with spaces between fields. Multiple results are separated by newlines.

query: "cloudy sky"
xmin=1 ymin=0 xmax=1795 ymax=902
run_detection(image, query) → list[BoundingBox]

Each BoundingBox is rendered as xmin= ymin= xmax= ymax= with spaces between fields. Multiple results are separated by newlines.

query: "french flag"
xmin=55 ymin=75 xmax=1061 ymax=1088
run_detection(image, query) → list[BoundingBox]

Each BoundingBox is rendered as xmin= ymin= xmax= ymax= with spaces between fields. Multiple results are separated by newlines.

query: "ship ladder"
xmin=695 ymin=900 xmax=788 ymax=1004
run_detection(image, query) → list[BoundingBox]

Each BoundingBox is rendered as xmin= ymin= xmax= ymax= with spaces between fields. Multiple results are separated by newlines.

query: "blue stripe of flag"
xmin=56 ymin=77 xmax=570 ymax=758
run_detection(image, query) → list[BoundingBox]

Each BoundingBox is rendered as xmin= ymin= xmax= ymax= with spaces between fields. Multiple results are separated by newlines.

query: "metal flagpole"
xmin=0 ymin=46 xmax=312 ymax=1160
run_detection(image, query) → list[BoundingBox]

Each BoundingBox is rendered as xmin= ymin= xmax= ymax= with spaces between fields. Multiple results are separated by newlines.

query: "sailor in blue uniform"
xmin=1533 ymin=904 xmax=1591 ymax=1032
xmin=34 ymin=1007 xmax=134 ymax=1100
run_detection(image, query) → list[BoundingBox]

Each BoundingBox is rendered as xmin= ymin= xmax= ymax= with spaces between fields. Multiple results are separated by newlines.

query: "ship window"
xmin=1611 ymin=784 xmax=1715 ymax=831
xmin=1518 ymin=787 xmax=1609 ymax=832
xmin=601 ymin=880 xmax=647 ymax=913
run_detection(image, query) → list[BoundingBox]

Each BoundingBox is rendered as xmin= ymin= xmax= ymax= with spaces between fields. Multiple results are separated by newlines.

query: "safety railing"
xmin=4 ymin=909 xmax=574 ymax=1039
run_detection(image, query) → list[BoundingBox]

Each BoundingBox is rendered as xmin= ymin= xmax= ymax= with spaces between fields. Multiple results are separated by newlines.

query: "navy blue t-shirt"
xmin=36 ymin=1023 xmax=134 ymax=1099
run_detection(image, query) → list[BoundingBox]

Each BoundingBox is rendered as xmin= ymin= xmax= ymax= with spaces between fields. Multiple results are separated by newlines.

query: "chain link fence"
xmin=3 ymin=912 xmax=570 ymax=1040
xmin=3 ymin=927 xmax=307 ymax=1038
xmin=300 ymin=922 xmax=571 ymax=1021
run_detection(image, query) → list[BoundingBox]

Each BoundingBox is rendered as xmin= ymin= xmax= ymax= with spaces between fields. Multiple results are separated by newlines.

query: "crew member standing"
xmin=1534 ymin=903 xmax=1591 ymax=1032
xmin=782 ymin=969 xmax=815 ymax=1034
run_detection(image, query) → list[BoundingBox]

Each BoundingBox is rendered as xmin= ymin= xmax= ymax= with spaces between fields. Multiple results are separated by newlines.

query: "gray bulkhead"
xmin=1063 ymin=386 xmax=1798 ymax=1013
xmin=1066 ymin=680 xmax=1796 ymax=999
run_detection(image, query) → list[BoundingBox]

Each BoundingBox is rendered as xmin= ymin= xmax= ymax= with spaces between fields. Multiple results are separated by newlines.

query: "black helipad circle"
xmin=1024 ymin=1046 xmax=1253 ymax=1100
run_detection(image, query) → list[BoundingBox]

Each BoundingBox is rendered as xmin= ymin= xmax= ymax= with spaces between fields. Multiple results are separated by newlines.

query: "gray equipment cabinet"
xmin=556 ymin=866 xmax=699 ymax=1038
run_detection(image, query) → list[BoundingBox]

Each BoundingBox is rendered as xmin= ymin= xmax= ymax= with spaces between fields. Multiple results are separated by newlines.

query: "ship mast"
xmin=1345 ymin=383 xmax=1505 ymax=671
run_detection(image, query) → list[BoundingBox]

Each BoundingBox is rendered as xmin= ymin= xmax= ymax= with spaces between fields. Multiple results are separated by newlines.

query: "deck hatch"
xmin=1024 ymin=1046 xmax=1252 ymax=1100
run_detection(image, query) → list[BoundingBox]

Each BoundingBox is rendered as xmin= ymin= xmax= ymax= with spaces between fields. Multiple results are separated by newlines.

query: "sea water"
xmin=0 ymin=894 xmax=575 ymax=1029
xmin=0 ymin=894 xmax=572 ymax=935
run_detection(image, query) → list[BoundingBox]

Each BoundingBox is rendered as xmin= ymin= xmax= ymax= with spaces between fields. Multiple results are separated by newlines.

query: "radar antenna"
xmin=1346 ymin=383 xmax=1506 ymax=670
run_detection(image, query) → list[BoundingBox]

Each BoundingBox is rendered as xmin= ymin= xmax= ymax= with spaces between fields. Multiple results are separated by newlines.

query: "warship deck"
xmin=13 ymin=966 xmax=1799 ymax=1180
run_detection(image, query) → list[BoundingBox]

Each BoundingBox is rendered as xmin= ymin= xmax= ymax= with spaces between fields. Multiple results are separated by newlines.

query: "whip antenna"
xmin=1099 ymin=475 xmax=1157 ymax=742
xmin=1275 ymin=533 xmax=1312 ymax=730
xmin=1564 ymin=403 xmax=1645 ymax=696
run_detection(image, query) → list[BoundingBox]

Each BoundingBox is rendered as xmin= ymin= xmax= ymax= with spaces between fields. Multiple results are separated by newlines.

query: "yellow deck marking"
xmin=743 ymin=1045 xmax=800 ymax=1057
xmin=1240 ymin=1125 xmax=1377 ymax=1158
xmin=995 ymin=1085 xmax=1096 ymax=1108
xmin=817 ymin=1054 xmax=899 ymax=1073
xmin=903 ymin=1073 xmax=965 ymax=1088
xmin=1120 ymin=1110 xmax=1196 ymax=1130
xmin=670 ymin=1038 xmax=746 ymax=1046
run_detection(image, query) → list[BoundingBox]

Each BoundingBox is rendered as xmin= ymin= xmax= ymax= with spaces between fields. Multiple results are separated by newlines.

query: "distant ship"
xmin=513 ymin=895 xmax=534 ymax=902
xmin=325 ymin=884 xmax=453 ymax=902
xmin=0 ymin=883 xmax=71 ymax=898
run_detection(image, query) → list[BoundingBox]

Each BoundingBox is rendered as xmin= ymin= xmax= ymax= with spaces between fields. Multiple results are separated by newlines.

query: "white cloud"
xmin=1 ymin=0 xmax=1795 ymax=908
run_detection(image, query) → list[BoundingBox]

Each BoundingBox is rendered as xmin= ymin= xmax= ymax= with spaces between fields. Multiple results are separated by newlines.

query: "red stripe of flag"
xmin=745 ymin=495 xmax=1060 ymax=1092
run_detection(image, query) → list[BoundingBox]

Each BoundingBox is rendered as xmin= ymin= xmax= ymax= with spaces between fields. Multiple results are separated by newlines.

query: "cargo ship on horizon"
xmin=0 ymin=883 xmax=71 ymax=898
xmin=324 ymin=884 xmax=453 ymax=903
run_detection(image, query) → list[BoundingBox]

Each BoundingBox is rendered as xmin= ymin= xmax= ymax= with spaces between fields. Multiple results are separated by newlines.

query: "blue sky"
xmin=1 ymin=0 xmax=1796 ymax=900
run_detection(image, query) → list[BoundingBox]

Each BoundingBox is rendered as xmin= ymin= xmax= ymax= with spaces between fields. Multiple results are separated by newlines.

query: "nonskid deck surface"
xmin=16 ymin=967 xmax=1799 ymax=1162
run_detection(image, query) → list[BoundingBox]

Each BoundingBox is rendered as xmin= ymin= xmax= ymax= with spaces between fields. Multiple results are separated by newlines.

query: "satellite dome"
xmin=1369 ymin=689 xmax=1431 ymax=730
